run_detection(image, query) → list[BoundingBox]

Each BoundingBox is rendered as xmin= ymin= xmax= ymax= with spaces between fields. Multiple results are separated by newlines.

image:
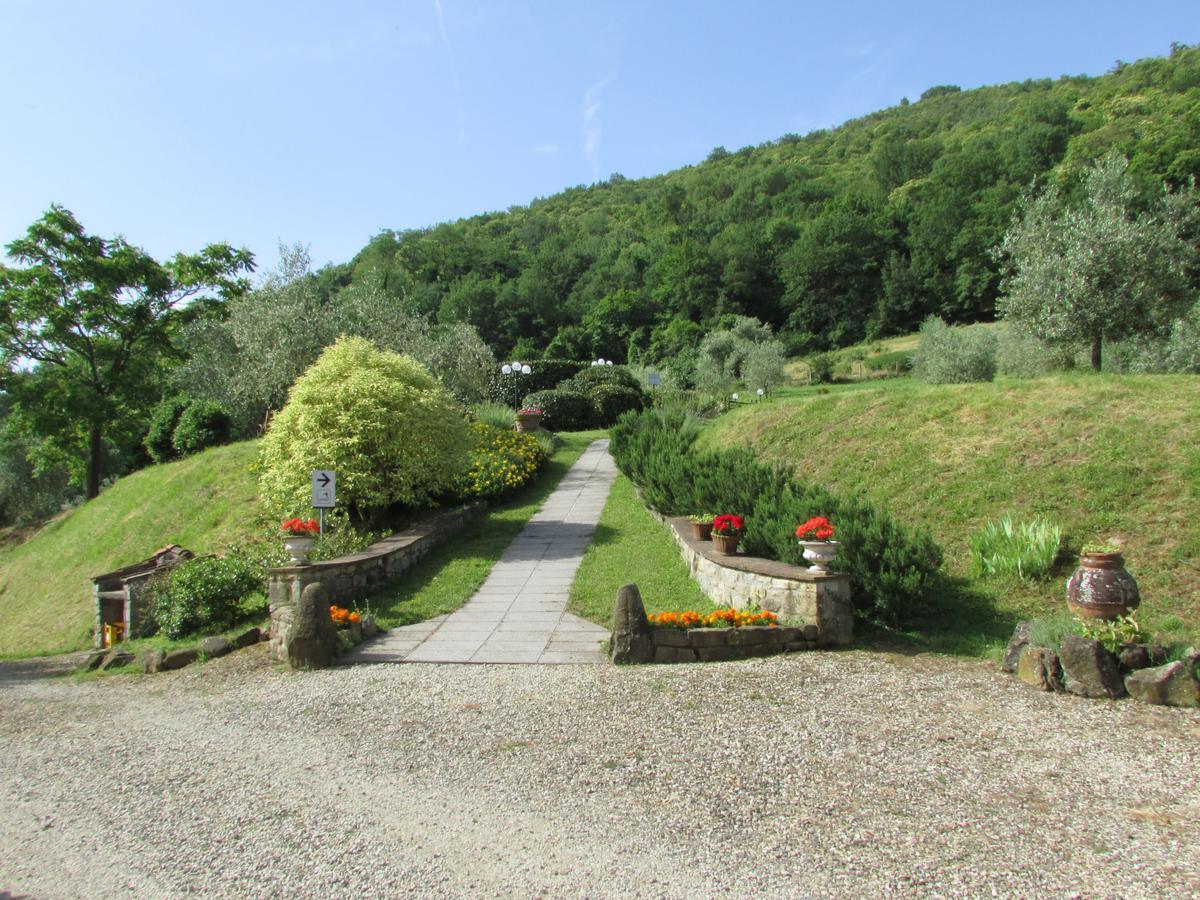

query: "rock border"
xmin=1003 ymin=620 xmax=1200 ymax=709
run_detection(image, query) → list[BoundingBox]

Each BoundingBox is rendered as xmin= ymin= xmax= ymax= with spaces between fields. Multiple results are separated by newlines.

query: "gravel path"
xmin=2 ymin=646 xmax=1198 ymax=898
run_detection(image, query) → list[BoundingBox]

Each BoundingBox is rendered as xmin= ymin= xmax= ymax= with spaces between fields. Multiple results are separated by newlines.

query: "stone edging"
xmin=648 ymin=622 xmax=823 ymax=663
xmin=664 ymin=516 xmax=854 ymax=647
xmin=268 ymin=502 xmax=484 ymax=662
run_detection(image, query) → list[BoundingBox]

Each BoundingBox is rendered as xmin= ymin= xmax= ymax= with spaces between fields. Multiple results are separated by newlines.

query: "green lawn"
xmin=365 ymin=431 xmax=605 ymax=627
xmin=568 ymin=474 xmax=715 ymax=625
xmin=697 ymin=371 xmax=1200 ymax=658
xmin=0 ymin=441 xmax=263 ymax=658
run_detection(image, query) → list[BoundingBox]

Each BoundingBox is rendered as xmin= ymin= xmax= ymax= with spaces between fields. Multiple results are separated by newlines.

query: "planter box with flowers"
xmin=610 ymin=584 xmax=829 ymax=664
xmin=660 ymin=513 xmax=854 ymax=648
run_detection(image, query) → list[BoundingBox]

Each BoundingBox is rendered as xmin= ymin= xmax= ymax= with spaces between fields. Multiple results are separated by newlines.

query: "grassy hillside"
xmin=698 ymin=373 xmax=1200 ymax=652
xmin=0 ymin=441 xmax=262 ymax=658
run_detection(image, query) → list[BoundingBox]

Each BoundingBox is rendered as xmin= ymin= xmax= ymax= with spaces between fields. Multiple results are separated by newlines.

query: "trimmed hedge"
xmin=145 ymin=398 xmax=188 ymax=463
xmin=591 ymin=383 xmax=646 ymax=425
xmin=148 ymin=553 xmax=263 ymax=639
xmin=487 ymin=358 xmax=591 ymax=407
xmin=523 ymin=389 xmax=595 ymax=432
xmin=609 ymin=409 xmax=943 ymax=626
xmin=172 ymin=400 xmax=233 ymax=456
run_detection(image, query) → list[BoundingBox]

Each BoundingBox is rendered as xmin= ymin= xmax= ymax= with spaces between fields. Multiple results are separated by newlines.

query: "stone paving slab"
xmin=341 ymin=440 xmax=613 ymax=666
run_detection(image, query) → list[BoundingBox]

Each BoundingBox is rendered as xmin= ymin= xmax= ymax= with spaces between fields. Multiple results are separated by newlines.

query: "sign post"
xmin=311 ymin=470 xmax=336 ymax=534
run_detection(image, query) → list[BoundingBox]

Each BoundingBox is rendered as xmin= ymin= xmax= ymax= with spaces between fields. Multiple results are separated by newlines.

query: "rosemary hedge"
xmin=610 ymin=409 xmax=943 ymax=626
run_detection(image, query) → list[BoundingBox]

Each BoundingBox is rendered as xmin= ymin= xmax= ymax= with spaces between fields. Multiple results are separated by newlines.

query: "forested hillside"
xmin=335 ymin=44 xmax=1200 ymax=360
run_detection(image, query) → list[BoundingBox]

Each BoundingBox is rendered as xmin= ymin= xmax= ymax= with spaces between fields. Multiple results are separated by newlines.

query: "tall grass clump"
xmin=969 ymin=516 xmax=1061 ymax=580
xmin=472 ymin=403 xmax=516 ymax=429
xmin=912 ymin=316 xmax=997 ymax=384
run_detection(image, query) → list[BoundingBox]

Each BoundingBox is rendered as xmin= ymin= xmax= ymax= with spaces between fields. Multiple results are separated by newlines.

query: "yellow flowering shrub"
xmin=457 ymin=423 xmax=548 ymax=499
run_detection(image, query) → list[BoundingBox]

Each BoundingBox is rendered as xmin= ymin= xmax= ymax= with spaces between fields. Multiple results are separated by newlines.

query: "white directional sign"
xmin=311 ymin=470 xmax=336 ymax=509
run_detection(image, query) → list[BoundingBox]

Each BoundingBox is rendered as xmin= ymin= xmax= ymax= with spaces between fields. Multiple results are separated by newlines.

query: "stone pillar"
xmin=610 ymin=583 xmax=654 ymax=664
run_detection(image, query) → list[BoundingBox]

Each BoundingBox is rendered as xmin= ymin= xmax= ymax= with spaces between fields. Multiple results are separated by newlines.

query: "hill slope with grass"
xmin=698 ymin=373 xmax=1200 ymax=651
xmin=0 ymin=441 xmax=261 ymax=658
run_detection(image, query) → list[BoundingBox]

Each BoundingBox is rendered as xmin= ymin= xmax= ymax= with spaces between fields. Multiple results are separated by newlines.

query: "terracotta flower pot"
xmin=711 ymin=533 xmax=739 ymax=555
xmin=515 ymin=413 xmax=542 ymax=432
xmin=1066 ymin=551 xmax=1140 ymax=620
xmin=691 ymin=521 xmax=713 ymax=541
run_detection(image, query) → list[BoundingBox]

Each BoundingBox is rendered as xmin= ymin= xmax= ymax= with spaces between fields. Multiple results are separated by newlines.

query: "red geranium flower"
xmin=796 ymin=516 xmax=835 ymax=541
xmin=282 ymin=518 xmax=320 ymax=536
xmin=712 ymin=514 xmax=745 ymax=536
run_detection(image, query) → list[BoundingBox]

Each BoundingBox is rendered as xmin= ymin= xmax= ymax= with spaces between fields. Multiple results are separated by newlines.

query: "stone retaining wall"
xmin=666 ymin=517 xmax=854 ymax=647
xmin=268 ymin=502 xmax=483 ymax=661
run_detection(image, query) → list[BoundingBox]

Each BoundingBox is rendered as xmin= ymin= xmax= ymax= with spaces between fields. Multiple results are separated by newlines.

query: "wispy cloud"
xmin=433 ymin=0 xmax=466 ymax=147
xmin=581 ymin=77 xmax=613 ymax=181
xmin=533 ymin=144 xmax=560 ymax=155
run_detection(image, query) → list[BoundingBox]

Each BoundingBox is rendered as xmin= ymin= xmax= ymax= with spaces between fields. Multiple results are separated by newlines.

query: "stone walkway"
xmin=342 ymin=439 xmax=614 ymax=665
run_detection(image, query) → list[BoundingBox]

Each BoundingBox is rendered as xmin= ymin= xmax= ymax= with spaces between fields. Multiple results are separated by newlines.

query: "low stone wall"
xmin=268 ymin=502 xmax=483 ymax=661
xmin=649 ymin=623 xmax=823 ymax=663
xmin=666 ymin=517 xmax=854 ymax=647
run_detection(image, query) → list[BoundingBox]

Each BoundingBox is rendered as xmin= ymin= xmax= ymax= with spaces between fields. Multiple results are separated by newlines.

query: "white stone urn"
xmin=283 ymin=535 xmax=316 ymax=565
xmin=798 ymin=540 xmax=840 ymax=574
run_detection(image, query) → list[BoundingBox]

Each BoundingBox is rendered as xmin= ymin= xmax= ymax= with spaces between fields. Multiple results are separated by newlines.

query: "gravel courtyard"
xmin=2 ymin=646 xmax=1198 ymax=898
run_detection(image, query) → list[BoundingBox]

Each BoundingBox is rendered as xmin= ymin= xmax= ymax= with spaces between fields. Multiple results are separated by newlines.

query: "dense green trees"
xmin=329 ymin=45 xmax=1200 ymax=367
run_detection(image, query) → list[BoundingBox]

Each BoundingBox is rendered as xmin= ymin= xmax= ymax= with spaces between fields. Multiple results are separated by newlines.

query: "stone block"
xmin=98 ymin=649 xmax=135 ymax=671
xmin=139 ymin=649 xmax=165 ymax=674
xmin=361 ymin=616 xmax=379 ymax=638
xmin=774 ymin=627 xmax=803 ymax=644
xmin=1001 ymin=621 xmax=1033 ymax=673
xmin=739 ymin=644 xmax=781 ymax=658
xmin=1060 ymin=634 xmax=1125 ymax=699
xmin=684 ymin=629 xmax=729 ymax=648
xmin=287 ymin=582 xmax=338 ymax=670
xmin=785 ymin=641 xmax=816 ymax=652
xmin=160 ymin=648 xmax=199 ymax=671
xmin=653 ymin=645 xmax=698 ymax=664
xmin=200 ymin=636 xmax=235 ymax=659
xmin=233 ymin=627 xmax=261 ymax=649
xmin=727 ymin=627 xmax=771 ymax=646
xmin=652 ymin=628 xmax=692 ymax=648
xmin=81 ymin=650 xmax=106 ymax=671
xmin=1016 ymin=645 xmax=1063 ymax=692
xmin=802 ymin=624 xmax=819 ymax=643
xmin=1125 ymin=661 xmax=1200 ymax=708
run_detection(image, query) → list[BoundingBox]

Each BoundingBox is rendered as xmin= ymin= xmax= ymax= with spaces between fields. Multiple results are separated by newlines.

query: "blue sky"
xmin=2 ymin=1 xmax=1195 ymax=275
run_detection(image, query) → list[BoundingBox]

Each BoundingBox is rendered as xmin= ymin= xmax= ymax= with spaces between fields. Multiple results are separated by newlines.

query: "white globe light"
xmin=510 ymin=361 xmax=520 ymax=370
xmin=606 ymin=360 xmax=614 ymax=366
xmin=521 ymin=364 xmax=531 ymax=375
xmin=597 ymin=358 xmax=606 ymax=366
xmin=732 ymin=393 xmax=739 ymax=401
xmin=591 ymin=360 xmax=599 ymax=366
xmin=757 ymin=388 xmax=765 ymax=396
xmin=501 ymin=364 xmax=512 ymax=375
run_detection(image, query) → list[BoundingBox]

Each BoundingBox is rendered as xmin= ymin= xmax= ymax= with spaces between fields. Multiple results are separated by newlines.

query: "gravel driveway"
xmin=2 ymin=646 xmax=1198 ymax=898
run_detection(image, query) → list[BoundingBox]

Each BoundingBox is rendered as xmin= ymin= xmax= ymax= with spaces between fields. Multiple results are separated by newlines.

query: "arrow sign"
xmin=311 ymin=470 xmax=336 ymax=509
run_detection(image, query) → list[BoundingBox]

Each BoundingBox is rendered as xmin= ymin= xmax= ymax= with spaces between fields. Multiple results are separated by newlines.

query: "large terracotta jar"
xmin=1066 ymin=550 xmax=1140 ymax=620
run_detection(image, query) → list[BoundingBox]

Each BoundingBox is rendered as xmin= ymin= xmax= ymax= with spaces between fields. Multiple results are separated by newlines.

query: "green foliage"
xmin=969 ymin=516 xmax=1061 ymax=580
xmin=997 ymin=152 xmax=1199 ymax=370
xmin=863 ymin=349 xmax=913 ymax=373
xmin=807 ymin=353 xmax=836 ymax=384
xmin=1025 ymin=614 xmax=1078 ymax=653
xmin=590 ymin=383 xmax=646 ymax=425
xmin=258 ymin=337 xmax=469 ymax=519
xmin=994 ymin=325 xmax=1067 ymax=378
xmin=457 ymin=423 xmax=548 ymax=498
xmin=912 ymin=317 xmax=997 ymax=383
xmin=171 ymin=400 xmax=233 ymax=457
xmin=522 ymin=389 xmax=595 ymax=432
xmin=0 ymin=205 xmax=253 ymax=497
xmin=145 ymin=398 xmax=188 ymax=464
xmin=610 ymin=409 xmax=943 ymax=626
xmin=486 ymin=358 xmax=590 ymax=408
xmin=148 ymin=553 xmax=264 ymax=639
xmin=1076 ymin=613 xmax=1144 ymax=655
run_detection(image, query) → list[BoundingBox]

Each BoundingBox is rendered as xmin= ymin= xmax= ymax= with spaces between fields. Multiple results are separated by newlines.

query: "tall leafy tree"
xmin=996 ymin=153 xmax=1198 ymax=370
xmin=0 ymin=206 xmax=253 ymax=497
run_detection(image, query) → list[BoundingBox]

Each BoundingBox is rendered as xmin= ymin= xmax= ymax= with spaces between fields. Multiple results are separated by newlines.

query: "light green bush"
xmin=913 ymin=316 xmax=997 ymax=384
xmin=258 ymin=337 xmax=469 ymax=519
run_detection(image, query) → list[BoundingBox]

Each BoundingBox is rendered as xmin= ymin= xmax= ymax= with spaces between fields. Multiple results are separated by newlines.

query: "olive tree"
xmin=996 ymin=153 xmax=1198 ymax=370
